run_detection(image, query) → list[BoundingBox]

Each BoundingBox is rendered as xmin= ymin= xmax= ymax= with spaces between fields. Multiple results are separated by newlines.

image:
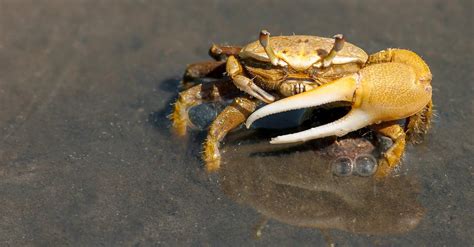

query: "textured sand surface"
xmin=0 ymin=1 xmax=472 ymax=245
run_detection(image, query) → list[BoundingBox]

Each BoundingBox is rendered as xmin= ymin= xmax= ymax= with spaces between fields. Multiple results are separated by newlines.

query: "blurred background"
xmin=0 ymin=0 xmax=472 ymax=246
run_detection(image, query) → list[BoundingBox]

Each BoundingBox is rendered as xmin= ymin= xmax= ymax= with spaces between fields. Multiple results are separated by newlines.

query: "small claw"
xmin=226 ymin=55 xmax=275 ymax=103
xmin=233 ymin=75 xmax=275 ymax=103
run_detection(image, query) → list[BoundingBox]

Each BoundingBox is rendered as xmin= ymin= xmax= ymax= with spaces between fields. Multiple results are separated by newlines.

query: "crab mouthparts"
xmin=245 ymin=75 xmax=374 ymax=144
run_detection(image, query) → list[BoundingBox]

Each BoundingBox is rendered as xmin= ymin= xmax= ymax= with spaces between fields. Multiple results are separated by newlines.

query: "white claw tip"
xmin=269 ymin=136 xmax=295 ymax=144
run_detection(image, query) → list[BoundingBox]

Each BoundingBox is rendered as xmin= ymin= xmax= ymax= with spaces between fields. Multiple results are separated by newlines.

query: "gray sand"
xmin=0 ymin=1 xmax=472 ymax=245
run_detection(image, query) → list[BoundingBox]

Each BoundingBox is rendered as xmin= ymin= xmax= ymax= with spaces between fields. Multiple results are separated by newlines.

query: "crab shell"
xmin=239 ymin=35 xmax=368 ymax=70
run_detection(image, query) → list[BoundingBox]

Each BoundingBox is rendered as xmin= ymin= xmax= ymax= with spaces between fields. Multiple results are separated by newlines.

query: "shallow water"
xmin=0 ymin=1 xmax=472 ymax=246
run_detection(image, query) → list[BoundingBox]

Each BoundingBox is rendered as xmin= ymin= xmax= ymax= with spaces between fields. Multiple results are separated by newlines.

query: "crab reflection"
xmin=219 ymin=131 xmax=425 ymax=237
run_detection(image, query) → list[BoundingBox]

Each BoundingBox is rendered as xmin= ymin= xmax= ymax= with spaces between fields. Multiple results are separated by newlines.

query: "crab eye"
xmin=259 ymin=30 xmax=280 ymax=66
xmin=315 ymin=34 xmax=346 ymax=68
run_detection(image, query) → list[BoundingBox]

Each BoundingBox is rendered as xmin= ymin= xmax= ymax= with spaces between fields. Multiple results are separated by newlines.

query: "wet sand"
xmin=0 ymin=1 xmax=472 ymax=245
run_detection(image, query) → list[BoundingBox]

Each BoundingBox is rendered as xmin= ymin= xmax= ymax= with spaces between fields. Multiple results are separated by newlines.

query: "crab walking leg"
xmin=208 ymin=44 xmax=242 ymax=61
xmin=171 ymin=80 xmax=240 ymax=136
xmin=182 ymin=44 xmax=242 ymax=88
xmin=181 ymin=61 xmax=226 ymax=89
xmin=406 ymin=100 xmax=433 ymax=144
xmin=227 ymin=55 xmax=275 ymax=103
xmin=184 ymin=61 xmax=226 ymax=79
xmin=371 ymin=123 xmax=406 ymax=178
xmin=203 ymin=96 xmax=258 ymax=172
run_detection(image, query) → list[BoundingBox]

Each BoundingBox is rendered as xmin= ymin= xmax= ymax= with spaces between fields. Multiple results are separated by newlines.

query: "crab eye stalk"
xmin=259 ymin=30 xmax=280 ymax=66
xmin=321 ymin=34 xmax=345 ymax=67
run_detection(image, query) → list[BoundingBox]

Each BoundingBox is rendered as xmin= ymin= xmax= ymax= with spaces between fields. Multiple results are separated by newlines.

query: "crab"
xmin=171 ymin=30 xmax=432 ymax=177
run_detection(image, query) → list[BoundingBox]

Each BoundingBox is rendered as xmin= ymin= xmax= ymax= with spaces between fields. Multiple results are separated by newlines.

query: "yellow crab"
xmin=171 ymin=30 xmax=432 ymax=177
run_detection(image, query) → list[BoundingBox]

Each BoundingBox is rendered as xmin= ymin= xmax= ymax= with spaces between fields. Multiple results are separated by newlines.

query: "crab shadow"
xmin=148 ymin=78 xmax=180 ymax=131
xmin=225 ymin=126 xmax=383 ymax=162
xmin=224 ymin=105 xmax=387 ymax=161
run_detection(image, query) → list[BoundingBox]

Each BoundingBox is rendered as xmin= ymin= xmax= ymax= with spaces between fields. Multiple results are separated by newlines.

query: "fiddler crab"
xmin=171 ymin=30 xmax=432 ymax=178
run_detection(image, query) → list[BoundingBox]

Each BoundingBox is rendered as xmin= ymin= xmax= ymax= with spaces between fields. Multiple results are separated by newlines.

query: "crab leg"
xmin=208 ymin=44 xmax=242 ymax=61
xmin=204 ymin=96 xmax=258 ymax=172
xmin=227 ymin=55 xmax=275 ymax=103
xmin=184 ymin=61 xmax=226 ymax=80
xmin=406 ymin=100 xmax=433 ymax=143
xmin=171 ymin=79 xmax=240 ymax=136
xmin=371 ymin=122 xmax=406 ymax=178
xmin=181 ymin=61 xmax=227 ymax=89
xmin=183 ymin=43 xmax=242 ymax=82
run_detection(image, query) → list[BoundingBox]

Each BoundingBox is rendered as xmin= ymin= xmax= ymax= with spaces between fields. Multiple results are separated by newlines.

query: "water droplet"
xmin=332 ymin=156 xmax=353 ymax=176
xmin=354 ymin=154 xmax=378 ymax=176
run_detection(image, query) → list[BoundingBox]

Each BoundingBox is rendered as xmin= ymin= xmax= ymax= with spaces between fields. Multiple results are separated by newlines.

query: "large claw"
xmin=246 ymin=61 xmax=432 ymax=144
